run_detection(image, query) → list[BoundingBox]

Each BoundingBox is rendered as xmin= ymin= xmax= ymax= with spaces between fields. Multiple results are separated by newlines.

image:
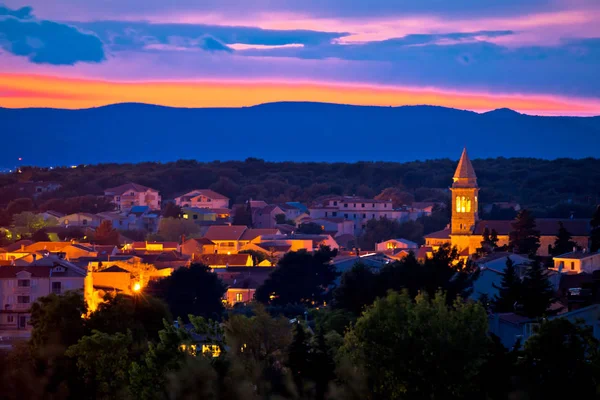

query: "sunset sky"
xmin=1 ymin=0 xmax=600 ymax=115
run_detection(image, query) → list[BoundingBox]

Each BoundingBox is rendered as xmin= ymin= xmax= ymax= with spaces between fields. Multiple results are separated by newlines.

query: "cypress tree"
xmin=551 ymin=221 xmax=578 ymax=256
xmin=591 ymin=206 xmax=600 ymax=253
xmin=492 ymin=257 xmax=521 ymax=313
xmin=520 ymin=260 xmax=554 ymax=318
xmin=288 ymin=322 xmax=309 ymax=395
xmin=509 ymin=209 xmax=540 ymax=257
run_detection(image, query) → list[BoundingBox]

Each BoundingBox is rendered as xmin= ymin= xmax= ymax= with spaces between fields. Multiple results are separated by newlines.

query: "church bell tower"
xmin=450 ymin=148 xmax=479 ymax=240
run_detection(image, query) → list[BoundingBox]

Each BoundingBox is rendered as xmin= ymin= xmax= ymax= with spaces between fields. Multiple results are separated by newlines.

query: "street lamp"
xmin=133 ymin=282 xmax=141 ymax=293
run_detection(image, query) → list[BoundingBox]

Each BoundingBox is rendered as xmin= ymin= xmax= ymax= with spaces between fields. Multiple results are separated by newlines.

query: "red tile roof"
xmin=240 ymin=228 xmax=280 ymax=241
xmin=1 ymin=240 xmax=33 ymax=252
xmin=177 ymin=189 xmax=229 ymax=201
xmin=424 ymin=228 xmax=451 ymax=239
xmin=0 ymin=266 xmax=51 ymax=278
xmin=23 ymin=242 xmax=71 ymax=253
xmin=197 ymin=254 xmax=251 ymax=267
xmin=473 ymin=219 xmax=589 ymax=236
xmin=131 ymin=241 xmax=179 ymax=250
xmin=204 ymin=225 xmax=248 ymax=241
xmin=104 ymin=182 xmax=156 ymax=195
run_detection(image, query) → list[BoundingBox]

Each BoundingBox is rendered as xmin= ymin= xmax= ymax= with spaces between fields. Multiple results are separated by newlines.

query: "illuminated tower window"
xmin=456 ymin=196 xmax=461 ymax=213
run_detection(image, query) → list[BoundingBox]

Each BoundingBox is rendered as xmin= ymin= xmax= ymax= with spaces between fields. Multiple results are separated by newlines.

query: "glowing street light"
xmin=133 ymin=282 xmax=142 ymax=293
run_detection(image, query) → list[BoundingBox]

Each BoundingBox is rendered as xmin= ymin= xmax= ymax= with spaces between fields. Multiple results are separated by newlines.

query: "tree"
xmin=239 ymin=249 xmax=268 ymax=264
xmin=479 ymin=227 xmax=497 ymax=255
xmin=65 ymin=330 xmax=133 ymax=399
xmin=421 ymin=243 xmax=479 ymax=300
xmin=162 ymin=202 xmax=182 ymax=219
xmin=156 ymin=217 xmax=200 ymax=242
xmin=31 ymin=229 xmax=51 ymax=242
xmin=87 ymin=293 xmax=172 ymax=342
xmin=509 ymin=209 xmax=540 ymax=257
xmin=342 ymin=291 xmax=489 ymax=400
xmin=288 ymin=322 xmax=309 ymax=395
xmin=492 ymin=257 xmax=521 ymax=313
xmin=232 ymin=203 xmax=253 ymax=227
xmin=255 ymin=246 xmax=339 ymax=306
xmin=0 ymin=209 xmax=11 ymax=227
xmin=590 ymin=205 xmax=600 ymax=253
xmin=333 ymin=263 xmax=378 ymax=315
xmin=374 ymin=187 xmax=414 ymax=208
xmin=11 ymin=211 xmax=56 ymax=237
xmin=149 ymin=264 xmax=226 ymax=321
xmin=94 ymin=220 xmax=120 ymax=246
xmin=490 ymin=229 xmax=500 ymax=249
xmin=6 ymin=198 xmax=34 ymax=216
xmin=296 ymin=222 xmax=324 ymax=235
xmin=308 ymin=329 xmax=337 ymax=400
xmin=550 ymin=221 xmax=578 ymax=256
xmin=519 ymin=260 xmax=554 ymax=318
xmin=29 ymin=291 xmax=88 ymax=350
xmin=224 ymin=305 xmax=294 ymax=397
xmin=519 ymin=318 xmax=600 ymax=399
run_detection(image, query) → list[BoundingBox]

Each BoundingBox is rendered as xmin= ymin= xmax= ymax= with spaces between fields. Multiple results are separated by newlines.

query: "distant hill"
xmin=1 ymin=102 xmax=599 ymax=167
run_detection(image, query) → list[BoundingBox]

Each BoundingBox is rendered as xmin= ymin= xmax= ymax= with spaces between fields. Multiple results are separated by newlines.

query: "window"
xmin=17 ymin=296 xmax=30 ymax=304
xmin=17 ymin=279 xmax=30 ymax=287
xmin=571 ymin=262 xmax=575 ymax=271
xmin=7 ymin=315 xmax=14 ymax=323
xmin=332 ymin=212 xmax=337 ymax=217
xmin=236 ymin=293 xmax=243 ymax=302
xmin=372 ymin=214 xmax=375 ymax=218
xmin=344 ymin=214 xmax=348 ymax=218
xmin=353 ymin=204 xmax=356 ymax=208
xmin=456 ymin=196 xmax=461 ymax=212
xmin=116 ymin=196 xmax=120 ymax=201
xmin=372 ymin=203 xmax=375 ymax=207
xmin=82 ymin=219 xmax=88 ymax=226
xmin=362 ymin=214 xmax=366 ymax=218
xmin=193 ymin=215 xmax=198 ymax=220
xmin=384 ymin=204 xmax=387 ymax=208
xmin=130 ymin=191 xmax=135 ymax=196
xmin=325 ymin=212 xmax=328 ymax=217
xmin=361 ymin=203 xmax=365 ymax=208
xmin=333 ymin=201 xmax=338 ymax=206
xmin=207 ymin=198 xmax=212 ymax=202
xmin=52 ymin=282 xmax=62 ymax=295
xmin=343 ymin=203 xmax=348 ymax=208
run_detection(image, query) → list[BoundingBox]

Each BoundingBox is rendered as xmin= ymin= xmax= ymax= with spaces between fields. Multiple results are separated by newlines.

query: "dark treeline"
xmin=1 ymin=157 xmax=599 ymax=215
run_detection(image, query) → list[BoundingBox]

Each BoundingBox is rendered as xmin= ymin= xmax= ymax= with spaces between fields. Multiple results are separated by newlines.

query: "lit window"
xmin=183 ymin=214 xmax=189 ymax=219
xmin=456 ymin=196 xmax=461 ymax=213
xmin=571 ymin=262 xmax=575 ymax=270
xmin=387 ymin=242 xmax=396 ymax=249
xmin=236 ymin=293 xmax=243 ymax=302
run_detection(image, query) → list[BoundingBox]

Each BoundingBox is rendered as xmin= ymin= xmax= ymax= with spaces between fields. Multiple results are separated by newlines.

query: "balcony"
xmin=12 ymin=286 xmax=31 ymax=295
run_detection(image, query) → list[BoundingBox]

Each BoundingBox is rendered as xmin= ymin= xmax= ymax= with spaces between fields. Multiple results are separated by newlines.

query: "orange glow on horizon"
xmin=1 ymin=73 xmax=599 ymax=116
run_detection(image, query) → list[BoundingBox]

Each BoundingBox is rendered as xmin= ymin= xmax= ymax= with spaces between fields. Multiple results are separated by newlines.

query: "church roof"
xmin=453 ymin=148 xmax=477 ymax=181
xmin=473 ymin=218 xmax=590 ymax=236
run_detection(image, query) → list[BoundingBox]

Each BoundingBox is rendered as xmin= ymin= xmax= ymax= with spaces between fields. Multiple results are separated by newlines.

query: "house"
xmin=40 ymin=210 xmax=64 ymax=221
xmin=410 ymin=202 xmax=443 ymax=216
xmin=0 ymin=263 xmax=86 ymax=334
xmin=252 ymin=205 xmax=285 ymax=229
xmin=489 ymin=304 xmax=600 ymax=349
xmin=174 ymin=189 xmax=229 ymax=209
xmin=124 ymin=241 xmax=180 ymax=253
xmin=551 ymin=251 xmax=600 ymax=274
xmin=202 ymin=226 xmax=280 ymax=254
xmin=218 ymin=267 xmax=275 ymax=305
xmin=203 ymin=225 xmax=248 ymax=254
xmin=104 ymin=182 xmax=161 ymax=211
xmin=309 ymin=196 xmax=417 ymax=235
xmin=305 ymin=218 xmax=355 ymax=237
xmin=181 ymin=238 xmax=217 ymax=259
xmin=127 ymin=206 xmax=161 ymax=232
xmin=58 ymin=213 xmax=104 ymax=228
xmin=96 ymin=211 xmax=132 ymax=230
xmin=258 ymin=234 xmax=339 ymax=251
xmin=182 ymin=207 xmax=218 ymax=223
xmin=278 ymin=203 xmax=306 ymax=222
xmin=196 ymin=254 xmax=253 ymax=269
xmin=376 ymin=238 xmax=418 ymax=252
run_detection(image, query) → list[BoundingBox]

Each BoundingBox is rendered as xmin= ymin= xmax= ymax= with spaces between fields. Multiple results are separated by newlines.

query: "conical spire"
xmin=453 ymin=148 xmax=477 ymax=186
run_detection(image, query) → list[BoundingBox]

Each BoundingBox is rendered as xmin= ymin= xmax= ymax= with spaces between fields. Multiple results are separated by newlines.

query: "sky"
xmin=1 ymin=0 xmax=600 ymax=115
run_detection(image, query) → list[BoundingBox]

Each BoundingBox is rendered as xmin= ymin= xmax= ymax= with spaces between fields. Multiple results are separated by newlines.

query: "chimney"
xmin=20 ymin=244 xmax=25 ymax=252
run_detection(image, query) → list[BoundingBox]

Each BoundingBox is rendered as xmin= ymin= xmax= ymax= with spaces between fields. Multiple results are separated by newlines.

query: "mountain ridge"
xmin=1 ymin=102 xmax=599 ymax=167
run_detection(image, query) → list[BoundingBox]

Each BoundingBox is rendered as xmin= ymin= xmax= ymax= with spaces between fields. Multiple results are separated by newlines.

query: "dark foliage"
xmin=296 ymin=222 xmax=324 ymax=235
xmin=149 ymin=263 xmax=227 ymax=321
xmin=492 ymin=257 xmax=522 ymax=313
xmin=255 ymin=246 xmax=339 ymax=306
